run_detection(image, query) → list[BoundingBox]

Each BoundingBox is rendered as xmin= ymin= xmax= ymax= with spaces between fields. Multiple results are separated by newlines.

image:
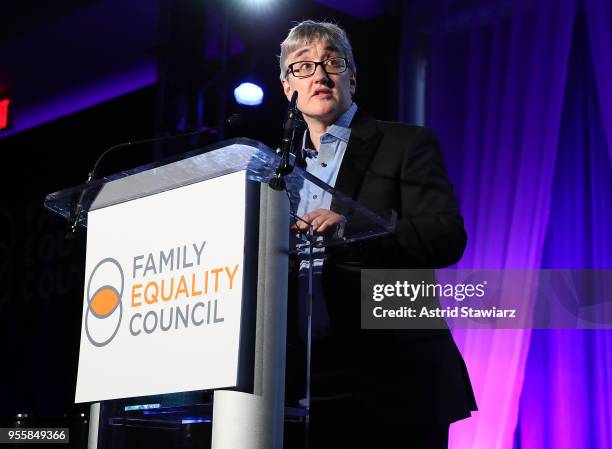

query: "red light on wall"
xmin=0 ymin=98 xmax=10 ymax=130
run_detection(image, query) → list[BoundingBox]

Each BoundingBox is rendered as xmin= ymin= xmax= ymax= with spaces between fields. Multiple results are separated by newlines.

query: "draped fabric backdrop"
xmin=400 ymin=0 xmax=612 ymax=448
xmin=586 ymin=0 xmax=612 ymax=163
xmin=517 ymin=3 xmax=612 ymax=449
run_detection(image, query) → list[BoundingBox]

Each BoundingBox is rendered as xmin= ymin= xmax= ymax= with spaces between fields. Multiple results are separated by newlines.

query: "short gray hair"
xmin=279 ymin=20 xmax=356 ymax=80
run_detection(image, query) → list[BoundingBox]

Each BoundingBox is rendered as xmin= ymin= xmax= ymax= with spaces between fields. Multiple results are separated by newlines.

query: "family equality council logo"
xmin=85 ymin=258 xmax=124 ymax=347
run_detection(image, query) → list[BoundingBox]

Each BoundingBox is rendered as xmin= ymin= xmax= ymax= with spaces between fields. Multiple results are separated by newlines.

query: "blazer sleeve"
xmin=343 ymin=126 xmax=467 ymax=269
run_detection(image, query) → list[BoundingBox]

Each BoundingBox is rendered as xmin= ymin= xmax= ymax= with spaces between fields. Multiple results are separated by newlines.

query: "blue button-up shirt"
xmin=296 ymin=102 xmax=357 ymax=339
xmin=297 ymin=102 xmax=357 ymax=274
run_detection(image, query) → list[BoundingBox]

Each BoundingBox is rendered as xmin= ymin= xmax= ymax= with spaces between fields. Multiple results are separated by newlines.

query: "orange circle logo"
xmin=85 ymin=258 xmax=124 ymax=347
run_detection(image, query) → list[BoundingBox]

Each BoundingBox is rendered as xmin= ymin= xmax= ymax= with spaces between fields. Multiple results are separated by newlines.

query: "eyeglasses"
xmin=286 ymin=57 xmax=348 ymax=78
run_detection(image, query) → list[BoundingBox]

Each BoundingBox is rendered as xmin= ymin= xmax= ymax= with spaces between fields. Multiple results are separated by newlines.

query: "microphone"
xmin=66 ymin=127 xmax=216 ymax=238
xmin=270 ymin=91 xmax=303 ymax=190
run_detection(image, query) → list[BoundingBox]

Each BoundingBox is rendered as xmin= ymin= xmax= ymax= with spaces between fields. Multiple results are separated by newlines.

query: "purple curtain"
xmin=417 ymin=0 xmax=577 ymax=448
xmin=515 ymin=6 xmax=612 ymax=449
xmin=585 ymin=0 xmax=612 ymax=166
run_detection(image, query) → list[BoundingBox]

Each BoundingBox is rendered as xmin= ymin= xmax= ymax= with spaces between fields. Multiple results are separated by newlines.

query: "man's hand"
xmin=293 ymin=208 xmax=347 ymax=234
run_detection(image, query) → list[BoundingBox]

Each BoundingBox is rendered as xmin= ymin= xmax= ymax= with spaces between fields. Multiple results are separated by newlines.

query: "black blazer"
xmin=289 ymin=109 xmax=477 ymax=425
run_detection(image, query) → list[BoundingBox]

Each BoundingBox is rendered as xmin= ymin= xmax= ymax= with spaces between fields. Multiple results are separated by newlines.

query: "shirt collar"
xmin=325 ymin=102 xmax=357 ymax=143
xmin=302 ymin=102 xmax=357 ymax=153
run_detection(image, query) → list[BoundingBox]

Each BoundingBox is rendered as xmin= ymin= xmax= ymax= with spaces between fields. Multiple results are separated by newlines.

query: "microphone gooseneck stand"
xmin=66 ymin=127 xmax=215 ymax=238
xmin=270 ymin=91 xmax=302 ymax=191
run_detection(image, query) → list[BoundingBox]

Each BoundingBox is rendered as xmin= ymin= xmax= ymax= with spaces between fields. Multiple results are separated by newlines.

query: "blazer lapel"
xmin=333 ymin=109 xmax=382 ymax=202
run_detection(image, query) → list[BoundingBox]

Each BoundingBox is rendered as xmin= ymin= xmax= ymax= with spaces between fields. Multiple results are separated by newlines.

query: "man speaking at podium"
xmin=279 ymin=21 xmax=477 ymax=448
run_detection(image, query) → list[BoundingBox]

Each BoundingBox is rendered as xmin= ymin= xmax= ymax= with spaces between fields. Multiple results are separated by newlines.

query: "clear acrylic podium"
xmin=44 ymin=138 xmax=396 ymax=449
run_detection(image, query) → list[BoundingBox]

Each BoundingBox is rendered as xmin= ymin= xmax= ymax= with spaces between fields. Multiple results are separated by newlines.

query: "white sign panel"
xmin=75 ymin=170 xmax=247 ymax=402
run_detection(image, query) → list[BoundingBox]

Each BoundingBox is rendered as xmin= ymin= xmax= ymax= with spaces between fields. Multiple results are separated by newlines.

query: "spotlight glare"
xmin=241 ymin=0 xmax=275 ymax=6
xmin=234 ymin=82 xmax=264 ymax=106
xmin=237 ymin=0 xmax=276 ymax=13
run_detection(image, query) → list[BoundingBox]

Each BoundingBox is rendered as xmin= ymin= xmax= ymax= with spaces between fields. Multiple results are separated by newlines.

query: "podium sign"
xmin=44 ymin=139 xmax=396 ymax=449
xmin=75 ymin=170 xmax=248 ymax=402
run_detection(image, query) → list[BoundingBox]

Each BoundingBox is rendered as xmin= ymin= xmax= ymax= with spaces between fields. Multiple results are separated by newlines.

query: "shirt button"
xmin=321 ymin=162 xmax=327 ymax=167
xmin=313 ymin=195 xmax=318 ymax=199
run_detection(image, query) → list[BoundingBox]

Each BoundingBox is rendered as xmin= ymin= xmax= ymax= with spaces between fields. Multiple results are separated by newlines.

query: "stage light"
xmin=234 ymin=82 xmax=264 ymax=106
xmin=235 ymin=0 xmax=276 ymax=14
xmin=239 ymin=0 xmax=275 ymax=6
